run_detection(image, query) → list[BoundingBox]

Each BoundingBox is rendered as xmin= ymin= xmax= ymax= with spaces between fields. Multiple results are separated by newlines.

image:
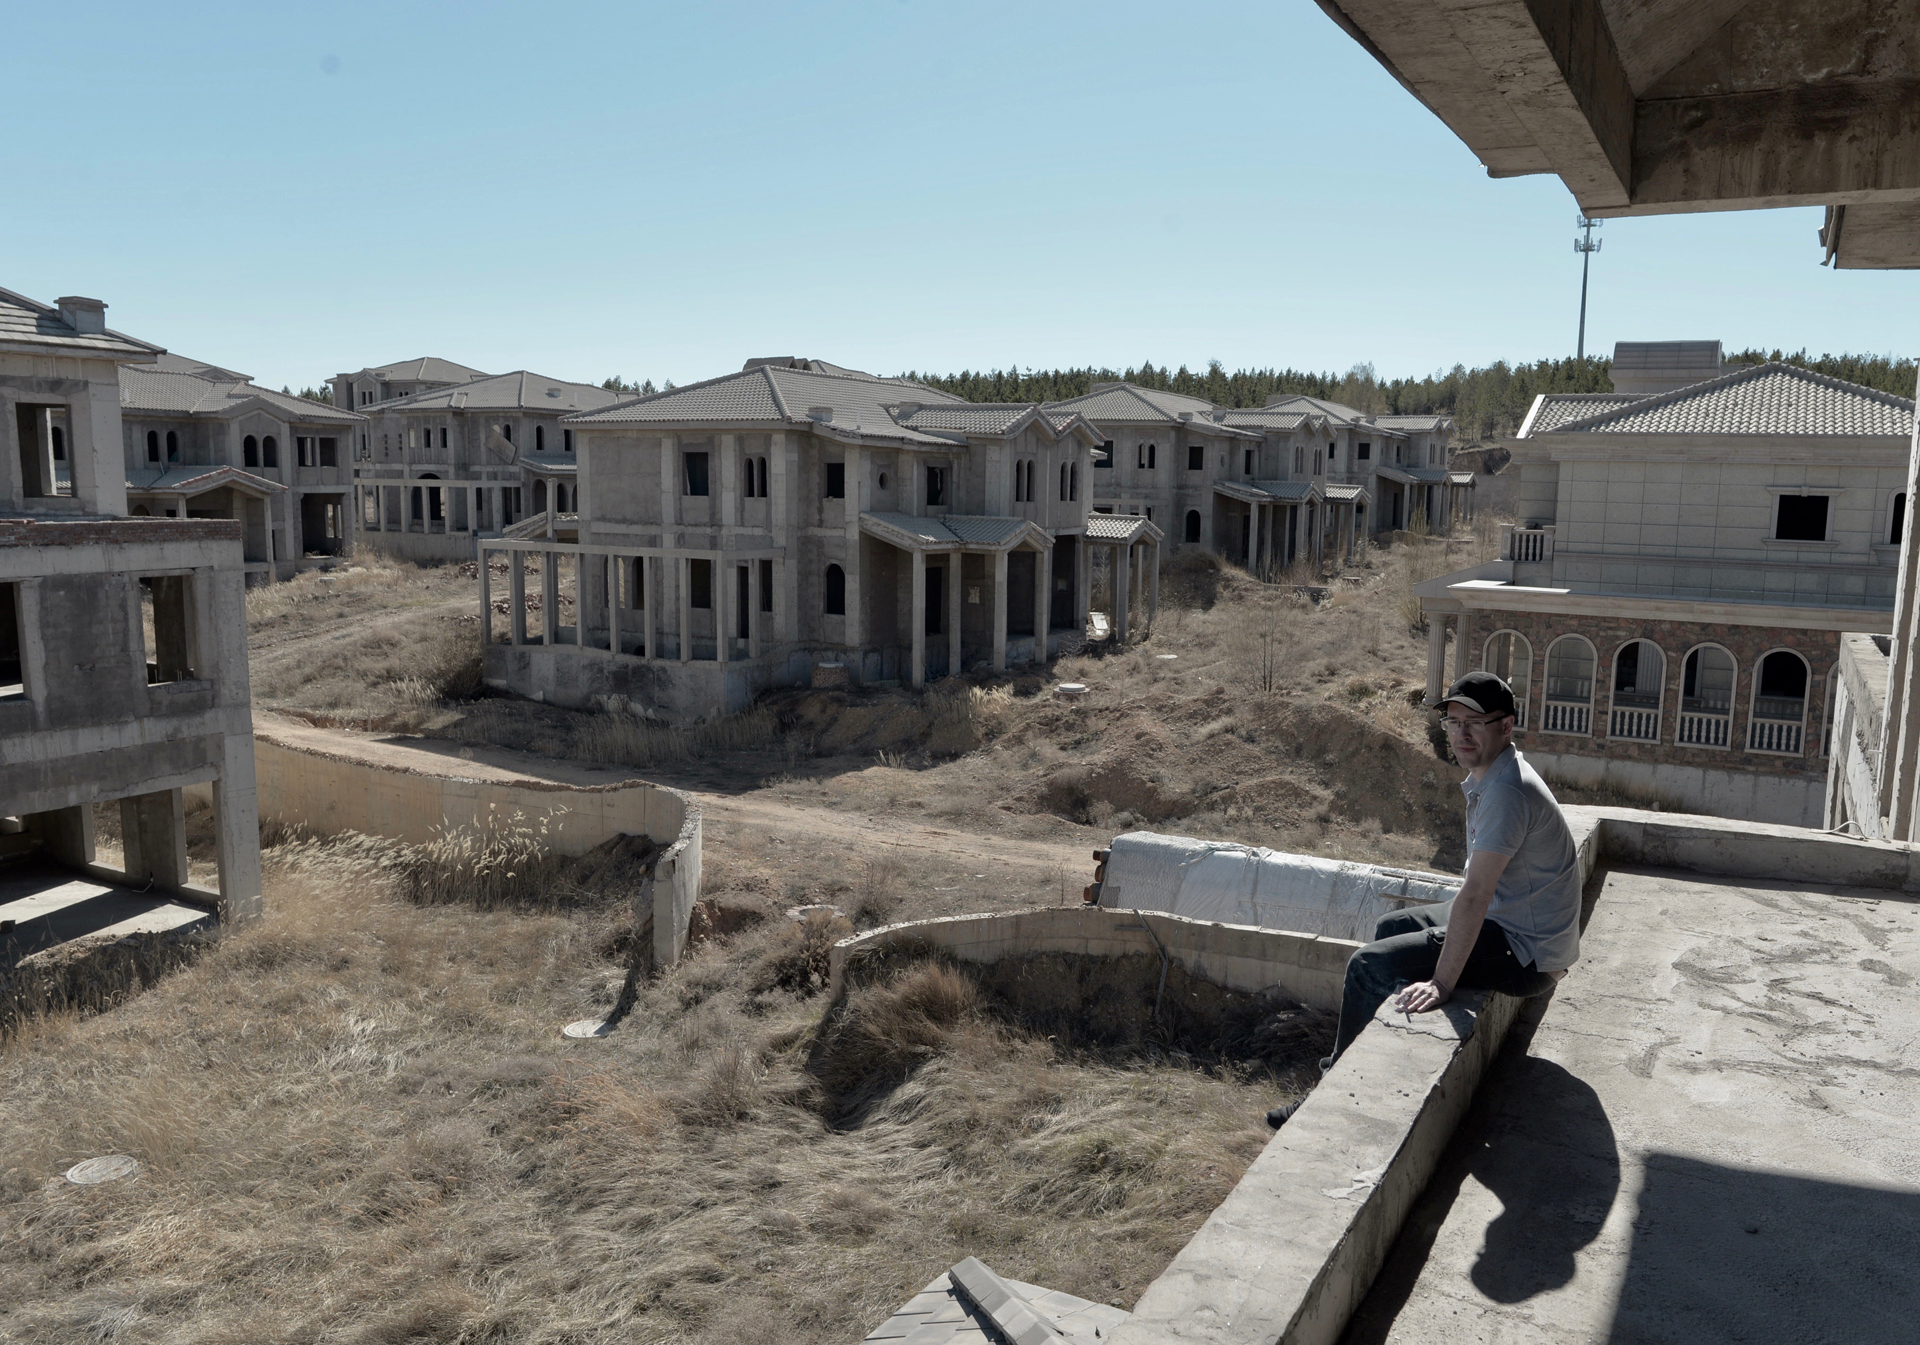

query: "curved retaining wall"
xmin=239 ymin=731 xmax=701 ymax=968
xmin=829 ymin=904 xmax=1357 ymax=1013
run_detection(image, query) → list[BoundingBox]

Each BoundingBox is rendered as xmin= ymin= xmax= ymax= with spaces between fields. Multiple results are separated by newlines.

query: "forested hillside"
xmin=907 ymin=349 xmax=1917 ymax=442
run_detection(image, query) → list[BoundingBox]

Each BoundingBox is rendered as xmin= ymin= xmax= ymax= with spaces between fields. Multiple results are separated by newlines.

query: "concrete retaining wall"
xmin=1527 ymin=748 xmax=1826 ymax=829
xmin=829 ymin=905 xmax=1358 ymax=1014
xmin=228 ymin=734 xmax=701 ymax=967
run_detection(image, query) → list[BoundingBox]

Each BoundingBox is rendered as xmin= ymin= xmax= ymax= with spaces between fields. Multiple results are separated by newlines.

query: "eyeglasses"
xmin=1441 ymin=714 xmax=1505 ymax=736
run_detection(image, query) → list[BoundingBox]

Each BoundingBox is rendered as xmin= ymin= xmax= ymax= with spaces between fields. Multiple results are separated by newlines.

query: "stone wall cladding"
xmin=0 ymin=518 xmax=242 ymax=547
xmin=1466 ymin=608 xmax=1839 ymax=779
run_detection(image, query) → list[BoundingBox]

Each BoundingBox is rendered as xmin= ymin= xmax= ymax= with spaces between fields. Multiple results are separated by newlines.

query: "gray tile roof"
xmin=1372 ymin=414 xmax=1454 ymax=431
xmin=1215 ymin=407 xmax=1317 ymax=431
xmin=1324 ymin=482 xmax=1369 ymax=501
xmin=377 ymin=370 xmax=624 ymax=414
xmin=1549 ymin=362 xmax=1915 ymax=437
xmin=1084 ymin=511 xmax=1166 ymax=542
xmin=345 ymin=356 xmax=490 ymax=385
xmin=153 ymin=351 xmax=251 ymax=381
xmin=863 ymin=1265 xmax=1130 ymax=1344
xmin=1612 ymin=339 xmax=1722 ymax=374
xmin=1046 ymin=383 xmax=1260 ymax=438
xmin=121 ymin=367 xmax=364 ymax=424
xmin=0 ymin=287 xmax=162 ymax=360
xmin=1215 ymin=479 xmax=1319 ymax=505
xmin=862 ymin=512 xmax=1046 ymax=550
xmin=126 ymin=464 xmax=285 ymax=496
xmin=1520 ymin=393 xmax=1647 ymax=435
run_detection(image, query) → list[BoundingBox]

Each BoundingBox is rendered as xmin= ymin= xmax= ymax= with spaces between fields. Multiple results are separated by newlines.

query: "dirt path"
xmin=248 ymin=595 xmax=472 ymax=681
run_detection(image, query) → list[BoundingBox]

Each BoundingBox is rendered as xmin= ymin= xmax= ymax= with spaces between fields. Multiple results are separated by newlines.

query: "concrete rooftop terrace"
xmin=1096 ymin=810 xmax=1920 ymax=1345
xmin=1345 ymin=863 xmax=1920 ymax=1344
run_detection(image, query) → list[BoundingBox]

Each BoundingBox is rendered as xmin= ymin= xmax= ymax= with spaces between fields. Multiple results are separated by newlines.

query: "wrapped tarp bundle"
xmin=1098 ymin=831 xmax=1459 ymax=942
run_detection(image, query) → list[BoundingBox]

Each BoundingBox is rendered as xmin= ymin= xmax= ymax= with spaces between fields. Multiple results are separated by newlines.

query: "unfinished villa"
xmin=1046 ymin=382 xmax=1467 ymax=576
xmin=478 ymin=358 xmax=1158 ymax=718
xmin=119 ymin=353 xmax=366 ymax=581
xmin=347 ymin=365 xmax=623 ymax=564
xmin=0 ymin=286 xmax=262 ymax=933
xmin=1416 ymin=341 xmax=1910 ymax=826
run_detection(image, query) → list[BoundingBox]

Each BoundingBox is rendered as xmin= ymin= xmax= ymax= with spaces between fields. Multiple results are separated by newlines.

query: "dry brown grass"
xmin=0 ymin=827 xmax=1300 ymax=1344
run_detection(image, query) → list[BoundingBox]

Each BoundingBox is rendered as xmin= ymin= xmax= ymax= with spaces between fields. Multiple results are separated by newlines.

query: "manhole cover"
xmin=66 ymin=1156 xmax=139 ymax=1185
xmin=562 ymin=1019 xmax=612 ymax=1039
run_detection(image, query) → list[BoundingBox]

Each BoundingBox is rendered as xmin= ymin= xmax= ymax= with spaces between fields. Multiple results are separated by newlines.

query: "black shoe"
xmin=1265 ymin=1101 xmax=1300 ymax=1129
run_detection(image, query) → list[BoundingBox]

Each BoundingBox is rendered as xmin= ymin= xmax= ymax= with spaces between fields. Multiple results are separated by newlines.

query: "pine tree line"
xmin=904 ymin=350 xmax=1918 ymax=442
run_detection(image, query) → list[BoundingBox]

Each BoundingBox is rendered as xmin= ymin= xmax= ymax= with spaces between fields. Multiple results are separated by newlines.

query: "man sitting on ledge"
xmin=1269 ymin=671 xmax=1580 ymax=1128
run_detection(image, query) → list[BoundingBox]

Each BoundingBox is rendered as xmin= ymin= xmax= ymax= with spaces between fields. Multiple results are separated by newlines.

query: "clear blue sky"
xmin=6 ymin=2 xmax=1912 ymax=393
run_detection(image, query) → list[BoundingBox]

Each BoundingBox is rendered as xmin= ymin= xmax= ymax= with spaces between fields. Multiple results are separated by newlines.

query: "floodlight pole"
xmin=1574 ymin=215 xmax=1603 ymax=360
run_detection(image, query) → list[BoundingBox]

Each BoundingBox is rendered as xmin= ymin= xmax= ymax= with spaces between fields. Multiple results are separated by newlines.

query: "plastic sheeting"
xmin=1098 ymin=830 xmax=1460 ymax=942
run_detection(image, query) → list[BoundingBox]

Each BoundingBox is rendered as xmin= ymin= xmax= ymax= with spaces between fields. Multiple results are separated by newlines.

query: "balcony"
xmin=1542 ymin=699 xmax=1590 ymax=735
xmin=1609 ymin=705 xmax=1660 ymax=742
xmin=1676 ymin=711 xmax=1731 ymax=748
xmin=1500 ymin=524 xmax=1554 ymax=564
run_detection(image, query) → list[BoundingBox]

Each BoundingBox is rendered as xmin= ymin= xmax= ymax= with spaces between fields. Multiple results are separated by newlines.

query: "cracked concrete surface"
xmin=1346 ymin=863 xmax=1920 ymax=1344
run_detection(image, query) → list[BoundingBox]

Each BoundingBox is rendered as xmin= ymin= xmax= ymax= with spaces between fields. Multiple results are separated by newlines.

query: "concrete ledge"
xmin=829 ymin=905 xmax=1360 ymax=1015
xmin=1101 ymin=807 xmax=1920 ymax=1345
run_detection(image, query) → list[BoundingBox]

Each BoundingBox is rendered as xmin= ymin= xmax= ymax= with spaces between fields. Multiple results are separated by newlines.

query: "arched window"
xmin=1482 ymin=630 xmax=1533 ymax=729
xmin=1749 ymin=650 xmax=1810 ymax=755
xmin=261 ymin=435 xmax=277 ymax=467
xmin=1678 ymin=644 xmax=1736 ymax=747
xmin=824 ymin=564 xmax=846 ymax=616
xmin=757 ymin=457 xmax=769 ymax=496
xmin=165 ymin=430 xmax=179 ymax=462
xmin=1069 ymin=462 xmax=1079 ymax=501
xmin=243 ymin=435 xmax=259 ymax=468
xmin=1184 ymin=509 xmax=1201 ymax=544
xmin=501 ymin=423 xmax=512 ymax=442
xmin=1609 ymin=639 xmax=1665 ymax=741
xmin=535 ymin=425 xmax=545 ymax=453
xmin=146 ymin=430 xmax=159 ymax=463
xmin=1542 ymin=635 xmax=1595 ymax=735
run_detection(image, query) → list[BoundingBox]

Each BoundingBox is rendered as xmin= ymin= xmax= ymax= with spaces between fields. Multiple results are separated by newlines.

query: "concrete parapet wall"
xmin=828 ymin=905 xmax=1359 ymax=1014
xmin=239 ymin=730 xmax=701 ymax=967
xmin=1527 ymin=749 xmax=1826 ymax=828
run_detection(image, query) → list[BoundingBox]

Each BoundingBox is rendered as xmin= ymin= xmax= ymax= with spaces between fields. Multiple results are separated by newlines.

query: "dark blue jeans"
xmin=1333 ymin=899 xmax=1559 ymax=1059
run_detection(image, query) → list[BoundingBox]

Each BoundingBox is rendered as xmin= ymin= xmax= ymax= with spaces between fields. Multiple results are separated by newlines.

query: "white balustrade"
xmin=1676 ymin=712 xmax=1730 ymax=748
xmin=1542 ymin=699 xmax=1590 ymax=735
xmin=1609 ymin=707 xmax=1659 ymax=741
xmin=1747 ymin=717 xmax=1804 ymax=755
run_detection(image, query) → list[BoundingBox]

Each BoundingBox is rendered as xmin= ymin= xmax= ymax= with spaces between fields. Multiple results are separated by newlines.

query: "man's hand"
xmin=1395 ymin=979 xmax=1453 ymax=1014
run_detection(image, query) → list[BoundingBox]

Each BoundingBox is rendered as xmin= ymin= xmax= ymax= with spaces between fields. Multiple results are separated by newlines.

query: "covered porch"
xmin=1211 ymin=480 xmax=1355 ymax=578
xmin=127 ymin=465 xmax=281 ymax=583
xmin=1084 ymin=512 xmax=1162 ymax=645
xmin=859 ymin=512 xmax=1085 ymax=688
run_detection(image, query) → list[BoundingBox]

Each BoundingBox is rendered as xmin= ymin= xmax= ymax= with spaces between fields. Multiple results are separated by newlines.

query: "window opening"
xmin=824 ymin=563 xmax=846 ymax=615
xmin=139 ymin=575 xmax=198 ymax=685
xmin=1892 ymin=492 xmax=1907 ymax=545
xmin=1095 ymin=440 xmax=1112 ymax=469
xmin=167 ymin=430 xmax=180 ymax=463
xmin=1184 ymin=510 xmax=1201 ymax=543
xmin=535 ymin=425 xmax=545 ymax=453
xmin=1483 ymin=631 xmax=1532 ymax=729
xmin=1679 ymin=646 xmax=1736 ymax=747
xmin=1357 ymin=442 xmax=1371 ymax=460
xmin=50 ymin=426 xmax=64 ymax=461
xmin=759 ymin=558 xmax=773 ymax=612
xmin=564 ymin=429 xmax=573 ymax=453
xmin=261 ymin=435 xmax=276 ymax=468
xmin=824 ymin=461 xmax=845 ymax=499
xmin=684 ymin=451 xmax=711 ymax=496
xmin=1610 ymin=639 xmax=1664 ymax=741
xmin=925 ymin=465 xmax=946 ymax=507
xmin=147 ymin=430 xmax=160 ymax=463
xmin=1542 ymin=636 xmax=1594 ymax=735
xmin=319 ymin=438 xmax=337 ymax=467
xmin=1244 ymin=449 xmax=1254 ymax=475
xmin=0 ymin=583 xmax=23 ymax=699
xmin=1188 ymin=444 xmax=1204 ymax=471
xmin=243 ymin=435 xmax=259 ymax=468
xmin=689 ymin=559 xmax=712 ymax=609
xmin=1750 ymin=650 xmax=1809 ymax=754
xmin=1775 ymin=494 xmax=1829 ymax=541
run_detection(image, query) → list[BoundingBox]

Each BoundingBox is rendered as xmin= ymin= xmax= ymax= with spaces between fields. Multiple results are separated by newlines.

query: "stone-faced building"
xmin=480 ymin=358 xmax=1123 ymax=719
xmin=352 ymin=370 xmax=624 ymax=564
xmin=119 ymin=353 xmax=366 ymax=582
xmin=0 ymin=287 xmax=261 ymax=919
xmin=1417 ymin=351 xmax=1910 ymax=826
xmin=330 ymin=356 xmax=488 ymax=412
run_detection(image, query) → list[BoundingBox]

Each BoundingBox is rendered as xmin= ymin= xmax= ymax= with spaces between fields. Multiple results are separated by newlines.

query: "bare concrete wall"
xmin=231 ymin=734 xmax=701 ymax=967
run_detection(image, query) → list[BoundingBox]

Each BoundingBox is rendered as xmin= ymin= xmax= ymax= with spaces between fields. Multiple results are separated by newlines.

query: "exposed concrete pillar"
xmin=717 ymin=554 xmax=731 ymax=664
xmin=910 ymin=548 xmax=926 ymax=689
xmin=1147 ymin=540 xmax=1159 ymax=629
xmin=541 ymin=551 xmax=559 ymax=645
xmin=1425 ymin=612 xmax=1446 ymax=704
xmin=947 ymin=554 xmax=962 ymax=677
xmin=747 ymin=555 xmax=761 ymax=661
xmin=575 ymin=552 xmax=592 ymax=650
xmin=120 ymin=789 xmax=189 ymax=891
xmin=608 ymin=556 xmax=622 ymax=656
xmin=1114 ymin=542 xmax=1132 ymax=644
xmin=478 ymin=545 xmax=493 ymax=645
xmin=30 ymin=805 xmax=95 ymax=870
xmin=991 ymin=549 xmax=1008 ymax=672
xmin=678 ymin=555 xmax=692 ymax=663
xmin=1075 ymin=534 xmax=1089 ymax=631
xmin=213 ymin=737 xmax=264 ymax=920
xmin=1033 ymin=544 xmax=1051 ymax=663
xmin=1880 ymin=377 xmax=1920 ymax=836
xmin=509 ymin=550 xmax=526 ymax=644
xmin=1249 ymin=504 xmax=1262 ymax=576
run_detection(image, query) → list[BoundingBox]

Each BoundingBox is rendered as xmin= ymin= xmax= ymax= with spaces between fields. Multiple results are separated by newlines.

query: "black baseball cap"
xmin=1438 ymin=671 xmax=1517 ymax=719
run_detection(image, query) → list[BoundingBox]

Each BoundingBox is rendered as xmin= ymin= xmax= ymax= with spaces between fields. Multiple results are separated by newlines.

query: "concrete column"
xmin=748 ymin=556 xmax=762 ymax=661
xmin=845 ymin=445 xmax=865 ymax=654
xmin=645 ymin=555 xmax=660 ymax=661
xmin=1147 ymin=540 xmax=1159 ymax=628
xmin=1034 ymin=542 xmax=1052 ymax=663
xmin=608 ymin=555 xmax=621 ymax=656
xmin=1114 ymin=543 xmax=1132 ymax=644
xmin=1249 ymin=504 xmax=1262 ymax=576
xmin=910 ymin=549 xmax=926 ymax=689
xmin=991 ymin=549 xmax=1008 ymax=672
xmin=719 ymin=433 xmax=739 ymax=529
xmin=771 ymin=432 xmax=798 ymax=645
xmin=576 ymin=552 xmax=592 ymax=649
xmin=660 ymin=434 xmax=679 ymax=548
xmin=478 ymin=545 xmax=493 ymax=645
xmin=1313 ymin=502 xmax=1324 ymax=570
xmin=1425 ymin=613 xmax=1446 ymax=704
xmin=120 ymin=789 xmax=189 ymax=891
xmin=947 ymin=552 xmax=963 ymax=676
xmin=717 ymin=554 xmax=731 ymax=664
xmin=212 ymin=733 xmax=264 ymax=920
xmin=541 ymin=551 xmax=559 ymax=645
xmin=509 ymin=550 xmax=526 ymax=644
xmin=1075 ymin=534 xmax=1090 ymax=631
xmin=375 ymin=483 xmax=386 ymax=533
xmin=30 ymin=805 xmax=95 ymax=869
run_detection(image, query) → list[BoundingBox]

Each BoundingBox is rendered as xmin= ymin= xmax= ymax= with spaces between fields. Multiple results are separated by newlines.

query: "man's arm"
xmin=1396 ymin=848 xmax=1512 ymax=1014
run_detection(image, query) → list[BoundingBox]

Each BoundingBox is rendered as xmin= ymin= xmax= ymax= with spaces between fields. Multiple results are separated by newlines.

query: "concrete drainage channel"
xmin=852 ymin=808 xmax=1920 ymax=1345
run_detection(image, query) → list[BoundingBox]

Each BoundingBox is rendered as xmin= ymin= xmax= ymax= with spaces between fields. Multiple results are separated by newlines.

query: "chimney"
xmin=57 ymin=296 xmax=107 ymax=334
xmin=807 ymin=406 xmax=834 ymax=422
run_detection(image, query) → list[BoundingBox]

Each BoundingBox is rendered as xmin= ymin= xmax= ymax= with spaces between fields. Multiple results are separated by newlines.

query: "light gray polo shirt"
xmin=1461 ymin=747 xmax=1582 ymax=972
